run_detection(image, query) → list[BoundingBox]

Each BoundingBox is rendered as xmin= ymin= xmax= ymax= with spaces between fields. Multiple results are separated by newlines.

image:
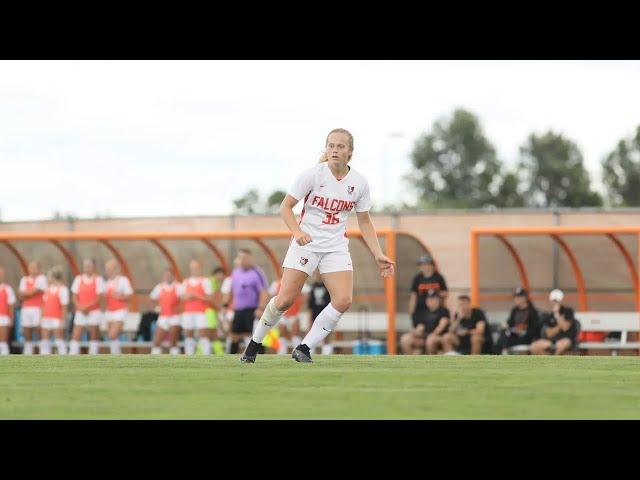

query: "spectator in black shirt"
xmin=408 ymin=255 xmax=448 ymax=328
xmin=530 ymin=290 xmax=579 ymax=355
xmin=401 ymin=289 xmax=450 ymax=354
xmin=442 ymin=294 xmax=487 ymax=355
xmin=494 ymin=287 xmax=540 ymax=354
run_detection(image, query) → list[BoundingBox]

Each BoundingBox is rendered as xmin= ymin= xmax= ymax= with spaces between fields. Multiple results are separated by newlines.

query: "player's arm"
xmin=280 ymin=195 xmax=312 ymax=246
xmin=434 ymin=315 xmax=449 ymax=335
xmin=469 ymin=319 xmax=486 ymax=336
xmin=356 ymin=211 xmax=395 ymax=278
xmin=18 ymin=279 xmax=36 ymax=300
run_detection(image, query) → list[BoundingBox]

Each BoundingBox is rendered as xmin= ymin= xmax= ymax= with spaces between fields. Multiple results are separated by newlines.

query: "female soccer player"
xmin=0 ymin=265 xmax=17 ymax=355
xmin=150 ymin=267 xmax=182 ymax=355
xmin=70 ymin=259 xmax=105 ymax=355
xmin=181 ymin=260 xmax=215 ymax=355
xmin=18 ymin=261 xmax=48 ymax=355
xmin=241 ymin=128 xmax=395 ymax=363
xmin=40 ymin=266 xmax=70 ymax=355
xmin=104 ymin=259 xmax=133 ymax=354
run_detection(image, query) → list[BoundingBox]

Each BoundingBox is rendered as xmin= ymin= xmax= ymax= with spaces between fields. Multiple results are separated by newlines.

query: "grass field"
xmin=1 ymin=355 xmax=639 ymax=419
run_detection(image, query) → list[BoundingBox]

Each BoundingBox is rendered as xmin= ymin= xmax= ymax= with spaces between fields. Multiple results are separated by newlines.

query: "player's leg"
xmin=183 ymin=313 xmax=198 ymax=355
xmin=107 ymin=314 xmax=124 ymax=354
xmin=529 ymin=339 xmax=552 ymax=355
xmin=400 ymin=331 xmax=414 ymax=354
xmin=277 ymin=318 xmax=291 ymax=354
xmin=169 ymin=319 xmax=181 ymax=354
xmin=470 ymin=333 xmax=484 ymax=355
xmin=554 ymin=338 xmax=572 ymax=355
xmin=69 ymin=312 xmax=85 ymax=355
xmin=23 ymin=307 xmax=41 ymax=355
xmin=425 ymin=333 xmax=443 ymax=354
xmin=294 ymin=258 xmax=353 ymax=363
xmin=197 ymin=318 xmax=212 ymax=355
xmin=88 ymin=312 xmax=101 ymax=354
xmin=54 ymin=323 xmax=67 ymax=354
xmin=22 ymin=309 xmax=35 ymax=354
xmin=39 ymin=322 xmax=52 ymax=355
xmin=152 ymin=317 xmax=168 ymax=354
xmin=441 ymin=332 xmax=460 ymax=353
xmin=240 ymin=264 xmax=311 ymax=363
xmin=410 ymin=332 xmax=425 ymax=354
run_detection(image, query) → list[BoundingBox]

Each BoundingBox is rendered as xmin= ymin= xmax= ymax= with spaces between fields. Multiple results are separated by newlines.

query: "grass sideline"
xmin=1 ymin=355 xmax=639 ymax=419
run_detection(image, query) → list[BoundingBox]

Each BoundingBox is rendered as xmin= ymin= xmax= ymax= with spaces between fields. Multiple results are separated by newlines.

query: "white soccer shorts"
xmin=74 ymin=310 xmax=102 ymax=327
xmin=20 ymin=307 xmax=42 ymax=328
xmin=41 ymin=317 xmax=64 ymax=330
xmin=181 ymin=312 xmax=208 ymax=330
xmin=0 ymin=315 xmax=11 ymax=327
xmin=105 ymin=309 xmax=128 ymax=323
xmin=282 ymin=244 xmax=353 ymax=276
xmin=157 ymin=315 xmax=181 ymax=331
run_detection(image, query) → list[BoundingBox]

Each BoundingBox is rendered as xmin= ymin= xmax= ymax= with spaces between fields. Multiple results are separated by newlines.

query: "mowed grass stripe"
xmin=1 ymin=355 xmax=639 ymax=419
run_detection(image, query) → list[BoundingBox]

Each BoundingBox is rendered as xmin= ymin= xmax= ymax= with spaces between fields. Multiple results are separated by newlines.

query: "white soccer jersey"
xmin=149 ymin=282 xmax=183 ymax=300
xmin=220 ymin=277 xmax=232 ymax=295
xmin=43 ymin=285 xmax=70 ymax=306
xmin=71 ymin=275 xmax=106 ymax=294
xmin=105 ymin=276 xmax=133 ymax=296
xmin=288 ymin=162 xmax=371 ymax=252
xmin=19 ymin=274 xmax=48 ymax=293
xmin=0 ymin=284 xmax=16 ymax=305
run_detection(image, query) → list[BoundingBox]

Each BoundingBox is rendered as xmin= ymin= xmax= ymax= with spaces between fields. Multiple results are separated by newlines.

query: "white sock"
xmin=56 ymin=340 xmax=67 ymax=355
xmin=39 ymin=339 xmax=51 ymax=355
xmin=301 ymin=303 xmax=343 ymax=351
xmin=321 ymin=343 xmax=334 ymax=355
xmin=199 ymin=338 xmax=211 ymax=355
xmin=151 ymin=347 xmax=161 ymax=354
xmin=170 ymin=346 xmax=180 ymax=355
xmin=89 ymin=340 xmax=99 ymax=355
xmin=292 ymin=335 xmax=302 ymax=347
xmin=69 ymin=340 xmax=80 ymax=355
xmin=185 ymin=337 xmax=196 ymax=356
xmin=252 ymin=297 xmax=285 ymax=344
xmin=24 ymin=341 xmax=33 ymax=355
xmin=110 ymin=339 xmax=121 ymax=354
xmin=0 ymin=342 xmax=8 ymax=355
xmin=277 ymin=338 xmax=289 ymax=355
xmin=225 ymin=337 xmax=232 ymax=353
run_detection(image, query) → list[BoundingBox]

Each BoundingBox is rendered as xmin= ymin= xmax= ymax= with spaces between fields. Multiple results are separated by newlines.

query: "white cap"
xmin=549 ymin=289 xmax=564 ymax=302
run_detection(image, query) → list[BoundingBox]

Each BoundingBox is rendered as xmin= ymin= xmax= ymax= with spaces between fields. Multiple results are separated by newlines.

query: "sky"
xmin=0 ymin=60 xmax=639 ymax=221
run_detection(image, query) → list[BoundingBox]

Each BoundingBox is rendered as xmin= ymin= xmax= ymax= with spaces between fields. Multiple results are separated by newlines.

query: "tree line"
xmin=233 ymin=108 xmax=640 ymax=213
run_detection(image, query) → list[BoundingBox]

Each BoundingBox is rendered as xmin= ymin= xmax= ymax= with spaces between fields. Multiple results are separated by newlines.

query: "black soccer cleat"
xmin=240 ymin=339 xmax=261 ymax=363
xmin=292 ymin=344 xmax=313 ymax=363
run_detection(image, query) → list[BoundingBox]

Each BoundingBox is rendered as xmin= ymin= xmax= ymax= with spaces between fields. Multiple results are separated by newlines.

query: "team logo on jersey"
xmin=347 ymin=186 xmax=355 ymax=194
xmin=300 ymin=257 xmax=309 ymax=266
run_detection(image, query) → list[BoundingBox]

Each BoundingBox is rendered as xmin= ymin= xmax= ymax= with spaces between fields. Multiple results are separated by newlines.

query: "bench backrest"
xmin=576 ymin=312 xmax=640 ymax=332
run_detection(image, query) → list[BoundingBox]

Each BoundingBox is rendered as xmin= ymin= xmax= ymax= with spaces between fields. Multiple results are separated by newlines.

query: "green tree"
xmin=233 ymin=189 xmax=287 ymax=214
xmin=519 ymin=131 xmax=602 ymax=208
xmin=493 ymin=171 xmax=526 ymax=208
xmin=232 ymin=188 xmax=261 ymax=214
xmin=265 ymin=190 xmax=287 ymax=213
xmin=409 ymin=108 xmax=502 ymax=208
xmin=602 ymin=126 xmax=640 ymax=206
